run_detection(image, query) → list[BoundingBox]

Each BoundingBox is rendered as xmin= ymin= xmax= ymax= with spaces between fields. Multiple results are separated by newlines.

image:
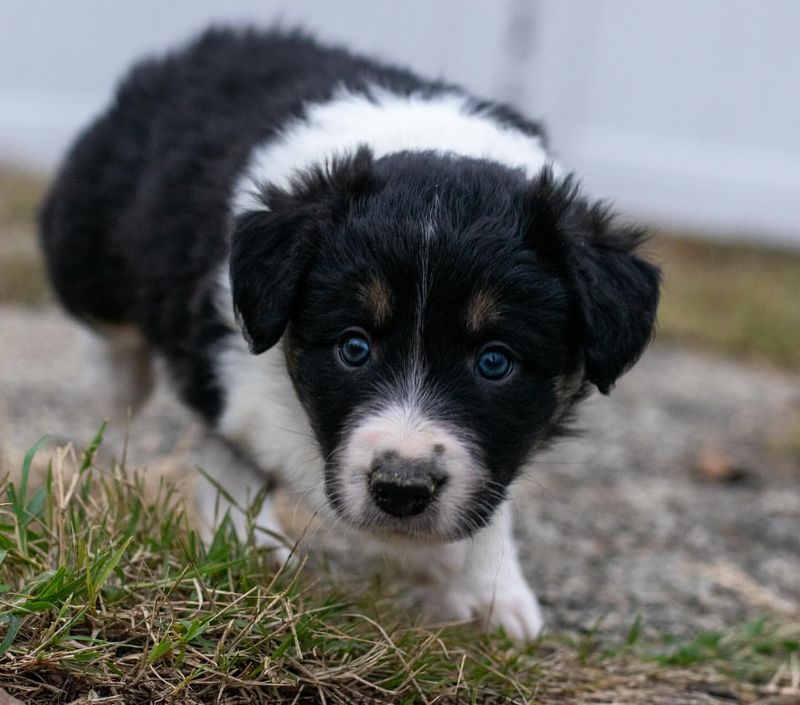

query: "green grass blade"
xmin=79 ymin=421 xmax=107 ymax=474
xmin=7 ymin=435 xmax=47 ymax=556
xmin=0 ymin=614 xmax=21 ymax=656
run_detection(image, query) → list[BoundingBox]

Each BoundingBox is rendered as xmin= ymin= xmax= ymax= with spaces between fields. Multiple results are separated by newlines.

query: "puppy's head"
xmin=230 ymin=148 xmax=660 ymax=541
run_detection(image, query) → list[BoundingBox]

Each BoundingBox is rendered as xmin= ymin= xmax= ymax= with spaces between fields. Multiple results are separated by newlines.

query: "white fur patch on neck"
xmin=232 ymin=86 xmax=551 ymax=215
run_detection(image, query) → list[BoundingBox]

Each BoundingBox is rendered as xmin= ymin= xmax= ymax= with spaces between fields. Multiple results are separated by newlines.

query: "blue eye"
xmin=339 ymin=332 xmax=371 ymax=367
xmin=476 ymin=348 xmax=512 ymax=380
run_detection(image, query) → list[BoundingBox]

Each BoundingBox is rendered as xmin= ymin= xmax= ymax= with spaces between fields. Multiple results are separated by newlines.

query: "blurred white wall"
xmin=526 ymin=1 xmax=800 ymax=245
xmin=1 ymin=0 xmax=798 ymax=244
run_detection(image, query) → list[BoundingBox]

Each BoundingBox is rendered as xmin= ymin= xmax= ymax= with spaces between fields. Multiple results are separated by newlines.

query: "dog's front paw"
xmin=429 ymin=578 xmax=544 ymax=640
xmin=482 ymin=583 xmax=544 ymax=640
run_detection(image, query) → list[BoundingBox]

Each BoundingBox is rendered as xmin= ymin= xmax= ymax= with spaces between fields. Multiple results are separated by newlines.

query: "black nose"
xmin=368 ymin=453 xmax=447 ymax=518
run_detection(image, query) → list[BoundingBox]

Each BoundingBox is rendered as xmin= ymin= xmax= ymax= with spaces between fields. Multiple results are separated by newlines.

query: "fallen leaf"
xmin=695 ymin=446 xmax=747 ymax=483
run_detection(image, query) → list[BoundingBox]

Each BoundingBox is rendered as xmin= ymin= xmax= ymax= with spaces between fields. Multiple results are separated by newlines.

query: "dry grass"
xmin=0 ymin=164 xmax=49 ymax=306
xmin=0 ymin=165 xmax=43 ymax=225
xmin=647 ymin=235 xmax=800 ymax=369
xmin=0 ymin=430 xmax=798 ymax=704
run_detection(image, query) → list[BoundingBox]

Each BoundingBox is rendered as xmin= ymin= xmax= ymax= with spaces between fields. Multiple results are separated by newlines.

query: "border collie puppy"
xmin=41 ymin=28 xmax=660 ymax=639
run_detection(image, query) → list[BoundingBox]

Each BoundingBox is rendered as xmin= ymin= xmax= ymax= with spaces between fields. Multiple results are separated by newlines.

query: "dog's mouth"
xmin=341 ymin=507 xmax=464 ymax=543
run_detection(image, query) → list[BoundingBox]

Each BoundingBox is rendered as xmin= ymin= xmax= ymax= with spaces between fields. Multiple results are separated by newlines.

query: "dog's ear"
xmin=230 ymin=147 xmax=378 ymax=354
xmin=229 ymin=207 xmax=315 ymax=354
xmin=525 ymin=169 xmax=661 ymax=393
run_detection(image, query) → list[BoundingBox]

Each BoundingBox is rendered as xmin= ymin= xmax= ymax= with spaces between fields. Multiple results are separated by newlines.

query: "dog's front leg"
xmin=194 ymin=433 xmax=293 ymax=567
xmin=403 ymin=503 xmax=543 ymax=640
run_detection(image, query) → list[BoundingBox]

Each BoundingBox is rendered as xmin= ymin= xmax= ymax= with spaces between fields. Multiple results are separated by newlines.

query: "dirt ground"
xmin=1 ymin=303 xmax=798 ymax=641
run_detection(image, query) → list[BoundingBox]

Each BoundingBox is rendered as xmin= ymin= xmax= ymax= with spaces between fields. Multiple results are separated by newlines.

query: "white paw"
xmin=483 ymin=584 xmax=544 ymax=640
xmin=429 ymin=580 xmax=544 ymax=641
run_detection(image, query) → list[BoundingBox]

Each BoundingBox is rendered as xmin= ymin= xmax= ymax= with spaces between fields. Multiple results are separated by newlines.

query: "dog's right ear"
xmin=230 ymin=147 xmax=378 ymax=354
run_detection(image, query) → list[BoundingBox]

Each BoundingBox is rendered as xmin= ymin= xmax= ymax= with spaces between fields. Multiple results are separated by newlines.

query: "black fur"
xmin=41 ymin=27 xmax=659 ymax=537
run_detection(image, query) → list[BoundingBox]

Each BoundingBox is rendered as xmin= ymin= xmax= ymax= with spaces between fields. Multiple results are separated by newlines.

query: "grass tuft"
xmin=0 ymin=432 xmax=798 ymax=703
xmin=0 ymin=164 xmax=49 ymax=306
xmin=0 ymin=431 xmax=551 ymax=703
xmin=647 ymin=619 xmax=800 ymax=684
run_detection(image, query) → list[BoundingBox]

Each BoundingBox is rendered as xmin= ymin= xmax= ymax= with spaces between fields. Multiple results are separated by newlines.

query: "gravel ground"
xmin=1 ymin=304 xmax=798 ymax=640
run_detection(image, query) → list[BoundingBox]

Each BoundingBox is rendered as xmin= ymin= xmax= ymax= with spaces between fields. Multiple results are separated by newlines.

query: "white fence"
xmin=2 ymin=0 xmax=798 ymax=244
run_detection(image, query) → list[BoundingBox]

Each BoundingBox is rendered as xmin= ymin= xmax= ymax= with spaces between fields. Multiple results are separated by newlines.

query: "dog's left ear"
xmin=230 ymin=147 xmax=378 ymax=354
xmin=526 ymin=169 xmax=661 ymax=394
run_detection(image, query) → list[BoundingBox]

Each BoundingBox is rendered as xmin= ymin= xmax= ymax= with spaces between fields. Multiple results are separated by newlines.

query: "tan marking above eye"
xmin=358 ymin=275 xmax=393 ymax=326
xmin=466 ymin=288 xmax=499 ymax=333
